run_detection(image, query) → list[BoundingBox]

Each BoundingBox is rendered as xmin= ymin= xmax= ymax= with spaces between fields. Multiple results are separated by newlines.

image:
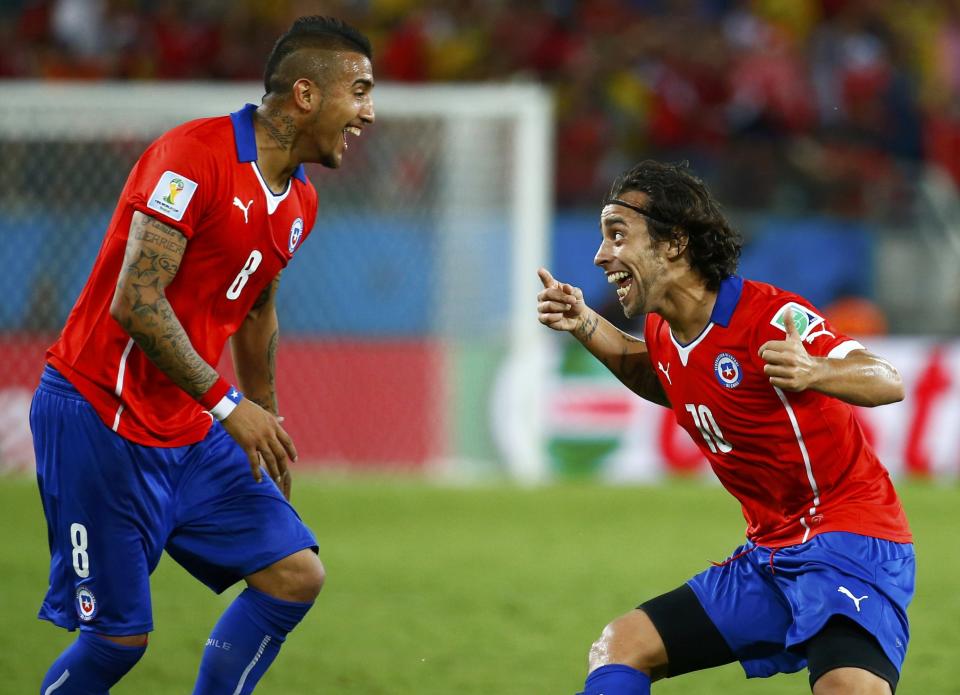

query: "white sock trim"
xmin=232 ymin=635 xmax=271 ymax=695
xmin=44 ymin=669 xmax=70 ymax=694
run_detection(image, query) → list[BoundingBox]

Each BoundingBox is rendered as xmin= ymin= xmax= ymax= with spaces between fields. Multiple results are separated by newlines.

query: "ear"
xmin=669 ymin=229 xmax=689 ymax=259
xmin=291 ymin=78 xmax=317 ymax=112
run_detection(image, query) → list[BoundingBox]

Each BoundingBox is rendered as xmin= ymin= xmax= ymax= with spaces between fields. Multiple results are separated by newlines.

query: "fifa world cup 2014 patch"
xmin=76 ymin=585 xmax=98 ymax=621
xmin=769 ymin=302 xmax=825 ymax=342
xmin=147 ymin=170 xmax=199 ymax=222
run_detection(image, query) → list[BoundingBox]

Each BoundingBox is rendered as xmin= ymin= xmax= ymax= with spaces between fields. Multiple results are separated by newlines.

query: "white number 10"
xmin=684 ymin=403 xmax=733 ymax=454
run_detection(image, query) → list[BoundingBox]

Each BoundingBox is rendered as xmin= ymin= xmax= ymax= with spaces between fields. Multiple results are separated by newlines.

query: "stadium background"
xmin=1 ymin=1 xmax=959 ymax=693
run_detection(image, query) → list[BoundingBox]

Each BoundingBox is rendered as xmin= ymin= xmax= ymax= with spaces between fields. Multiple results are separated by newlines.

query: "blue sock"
xmin=578 ymin=664 xmax=652 ymax=695
xmin=192 ymin=587 xmax=313 ymax=695
xmin=40 ymin=631 xmax=146 ymax=694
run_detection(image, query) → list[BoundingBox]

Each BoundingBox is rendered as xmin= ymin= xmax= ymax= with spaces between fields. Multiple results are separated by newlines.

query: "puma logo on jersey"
xmin=838 ymin=586 xmax=868 ymax=612
xmin=233 ymin=197 xmax=253 ymax=223
xmin=658 ymin=361 xmax=672 ymax=385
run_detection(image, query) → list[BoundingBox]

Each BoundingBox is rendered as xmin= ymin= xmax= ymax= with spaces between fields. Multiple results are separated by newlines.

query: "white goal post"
xmin=0 ymin=81 xmax=553 ymax=482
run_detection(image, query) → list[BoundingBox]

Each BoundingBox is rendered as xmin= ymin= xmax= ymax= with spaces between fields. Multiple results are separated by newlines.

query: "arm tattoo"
xmin=600 ymin=348 xmax=669 ymax=407
xmin=237 ymin=326 xmax=280 ymax=414
xmin=133 ymin=225 xmax=187 ymax=254
xmin=251 ymin=275 xmax=280 ymax=312
xmin=258 ymin=328 xmax=280 ymax=414
xmin=574 ymin=313 xmax=599 ymax=342
xmin=116 ymin=213 xmax=216 ymax=398
xmin=249 ymin=395 xmax=275 ymax=412
xmin=267 ymin=328 xmax=278 ymax=392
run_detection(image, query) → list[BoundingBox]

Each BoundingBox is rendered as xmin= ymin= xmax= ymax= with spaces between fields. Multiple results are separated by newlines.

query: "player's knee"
xmin=283 ymin=551 xmax=325 ymax=602
xmin=813 ymin=667 xmax=892 ymax=695
xmin=300 ymin=553 xmax=326 ymax=599
xmin=248 ymin=549 xmax=325 ymax=603
xmin=587 ymin=610 xmax=665 ymax=675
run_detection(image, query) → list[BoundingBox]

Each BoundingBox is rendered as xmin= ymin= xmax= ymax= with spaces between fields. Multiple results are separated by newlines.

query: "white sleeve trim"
xmin=827 ymin=340 xmax=866 ymax=359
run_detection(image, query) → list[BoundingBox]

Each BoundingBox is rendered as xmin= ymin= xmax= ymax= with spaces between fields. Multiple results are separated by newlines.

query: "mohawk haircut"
xmin=607 ymin=161 xmax=742 ymax=291
xmin=263 ymin=16 xmax=372 ymax=95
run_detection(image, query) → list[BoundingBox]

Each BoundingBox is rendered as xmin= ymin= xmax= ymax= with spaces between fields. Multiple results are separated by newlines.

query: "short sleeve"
xmin=761 ymin=297 xmax=866 ymax=359
xmin=124 ymin=134 xmax=217 ymax=239
xmin=643 ymin=312 xmax=665 ymax=359
xmin=300 ymin=185 xmax=320 ymax=248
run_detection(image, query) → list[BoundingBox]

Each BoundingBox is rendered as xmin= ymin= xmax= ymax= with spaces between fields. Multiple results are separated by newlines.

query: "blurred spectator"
xmin=0 ymin=0 xmax=948 ymax=211
xmin=823 ymin=295 xmax=889 ymax=336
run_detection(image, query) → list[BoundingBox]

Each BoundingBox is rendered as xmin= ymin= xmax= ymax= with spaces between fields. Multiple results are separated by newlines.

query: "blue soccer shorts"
xmin=686 ymin=531 xmax=915 ymax=679
xmin=30 ymin=365 xmax=318 ymax=636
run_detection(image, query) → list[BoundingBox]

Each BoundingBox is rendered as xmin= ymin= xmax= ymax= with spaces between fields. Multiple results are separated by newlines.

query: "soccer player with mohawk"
xmin=31 ymin=16 xmax=374 ymax=694
xmin=538 ymin=161 xmax=913 ymax=695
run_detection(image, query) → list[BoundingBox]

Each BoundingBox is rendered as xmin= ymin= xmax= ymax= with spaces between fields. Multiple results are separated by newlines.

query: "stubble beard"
xmin=623 ymin=281 xmax=643 ymax=318
xmin=319 ymin=148 xmax=341 ymax=169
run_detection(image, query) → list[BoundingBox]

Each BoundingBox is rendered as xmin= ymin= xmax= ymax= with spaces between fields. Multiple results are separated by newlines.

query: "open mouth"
xmin=342 ymin=126 xmax=361 ymax=149
xmin=607 ymin=270 xmax=633 ymax=301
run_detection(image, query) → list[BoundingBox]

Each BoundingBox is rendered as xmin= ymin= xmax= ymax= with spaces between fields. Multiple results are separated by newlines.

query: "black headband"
xmin=604 ymin=198 xmax=672 ymax=227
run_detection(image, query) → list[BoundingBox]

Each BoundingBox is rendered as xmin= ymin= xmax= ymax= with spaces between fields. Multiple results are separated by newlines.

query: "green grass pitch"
xmin=1 ymin=476 xmax=957 ymax=694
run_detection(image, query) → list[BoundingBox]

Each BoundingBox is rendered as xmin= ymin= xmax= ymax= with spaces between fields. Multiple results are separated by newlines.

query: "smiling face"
xmin=301 ymin=51 xmax=375 ymax=168
xmin=594 ymin=190 xmax=672 ymax=318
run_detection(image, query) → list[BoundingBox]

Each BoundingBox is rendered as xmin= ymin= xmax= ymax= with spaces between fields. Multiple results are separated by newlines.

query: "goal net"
xmin=0 ymin=81 xmax=553 ymax=480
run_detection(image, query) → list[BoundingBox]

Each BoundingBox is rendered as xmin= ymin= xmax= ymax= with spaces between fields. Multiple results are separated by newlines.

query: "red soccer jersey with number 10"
xmin=643 ymin=276 xmax=911 ymax=547
xmin=47 ymin=104 xmax=318 ymax=447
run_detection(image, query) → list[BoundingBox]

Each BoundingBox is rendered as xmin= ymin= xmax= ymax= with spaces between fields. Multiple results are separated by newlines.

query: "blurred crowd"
xmin=4 ymin=0 xmax=960 ymax=211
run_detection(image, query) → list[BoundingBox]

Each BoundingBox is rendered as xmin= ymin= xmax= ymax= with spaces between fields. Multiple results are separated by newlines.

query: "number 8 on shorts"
xmin=70 ymin=522 xmax=90 ymax=578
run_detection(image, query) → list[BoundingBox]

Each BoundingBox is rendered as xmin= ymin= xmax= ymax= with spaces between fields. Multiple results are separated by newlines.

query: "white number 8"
xmin=226 ymin=250 xmax=263 ymax=300
xmin=70 ymin=522 xmax=90 ymax=578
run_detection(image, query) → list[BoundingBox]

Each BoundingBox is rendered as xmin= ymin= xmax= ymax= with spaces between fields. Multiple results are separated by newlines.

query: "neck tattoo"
xmin=258 ymin=109 xmax=296 ymax=150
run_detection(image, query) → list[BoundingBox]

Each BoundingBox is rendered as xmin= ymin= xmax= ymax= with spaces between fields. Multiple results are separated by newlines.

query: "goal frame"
xmin=0 ymin=80 xmax=554 ymax=482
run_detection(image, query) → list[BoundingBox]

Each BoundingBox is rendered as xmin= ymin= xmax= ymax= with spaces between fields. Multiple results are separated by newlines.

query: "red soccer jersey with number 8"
xmin=644 ymin=276 xmax=911 ymax=547
xmin=48 ymin=104 xmax=318 ymax=446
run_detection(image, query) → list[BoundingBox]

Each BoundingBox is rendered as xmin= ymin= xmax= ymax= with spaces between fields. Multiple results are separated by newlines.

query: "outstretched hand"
xmin=220 ymin=398 xmax=297 ymax=500
xmin=758 ymin=308 xmax=818 ymax=392
xmin=537 ymin=267 xmax=587 ymax=333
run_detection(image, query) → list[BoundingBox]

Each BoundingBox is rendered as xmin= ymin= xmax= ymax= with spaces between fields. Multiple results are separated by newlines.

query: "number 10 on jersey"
xmin=685 ymin=403 xmax=733 ymax=454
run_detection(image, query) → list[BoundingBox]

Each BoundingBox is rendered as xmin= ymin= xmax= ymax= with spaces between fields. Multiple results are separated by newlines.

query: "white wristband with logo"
xmin=210 ymin=387 xmax=244 ymax=421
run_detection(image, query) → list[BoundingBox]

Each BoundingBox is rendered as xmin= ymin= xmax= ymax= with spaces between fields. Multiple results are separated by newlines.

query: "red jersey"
xmin=644 ymin=276 xmax=911 ymax=547
xmin=48 ymin=104 xmax=318 ymax=447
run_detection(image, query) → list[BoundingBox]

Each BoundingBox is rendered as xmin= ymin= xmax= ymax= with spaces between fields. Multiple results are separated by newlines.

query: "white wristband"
xmin=210 ymin=387 xmax=244 ymax=421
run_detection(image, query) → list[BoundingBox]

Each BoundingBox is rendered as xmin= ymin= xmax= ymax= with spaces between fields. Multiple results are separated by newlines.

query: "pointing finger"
xmin=537 ymin=267 xmax=557 ymax=289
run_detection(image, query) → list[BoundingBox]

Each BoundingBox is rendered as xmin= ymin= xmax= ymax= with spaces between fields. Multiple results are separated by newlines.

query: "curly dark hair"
xmin=606 ymin=160 xmax=742 ymax=291
xmin=264 ymin=16 xmax=372 ymax=95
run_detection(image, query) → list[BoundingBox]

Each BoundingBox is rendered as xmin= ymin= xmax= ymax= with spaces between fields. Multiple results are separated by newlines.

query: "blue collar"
xmin=229 ymin=103 xmax=307 ymax=184
xmin=709 ymin=275 xmax=743 ymax=327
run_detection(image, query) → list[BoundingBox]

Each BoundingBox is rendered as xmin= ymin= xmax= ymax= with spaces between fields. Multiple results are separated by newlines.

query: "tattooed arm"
xmin=230 ymin=272 xmax=282 ymax=416
xmin=111 ymin=211 xmax=298 ymax=497
xmin=536 ymin=267 xmax=669 ymax=408
xmin=109 ymin=211 xmax=218 ymax=397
